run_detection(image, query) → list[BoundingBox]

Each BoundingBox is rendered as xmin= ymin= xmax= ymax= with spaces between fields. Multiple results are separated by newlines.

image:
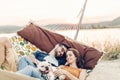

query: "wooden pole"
xmin=74 ymin=0 xmax=88 ymax=40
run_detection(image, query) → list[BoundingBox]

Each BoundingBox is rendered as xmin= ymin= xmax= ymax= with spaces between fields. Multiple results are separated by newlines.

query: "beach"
xmin=87 ymin=59 xmax=120 ymax=80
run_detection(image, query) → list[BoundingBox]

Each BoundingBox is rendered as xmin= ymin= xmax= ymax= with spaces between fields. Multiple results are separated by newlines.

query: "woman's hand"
xmin=57 ymin=65 xmax=64 ymax=69
xmin=54 ymin=69 xmax=66 ymax=78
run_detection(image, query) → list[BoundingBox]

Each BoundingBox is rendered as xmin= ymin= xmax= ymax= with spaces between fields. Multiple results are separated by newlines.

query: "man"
xmin=18 ymin=43 xmax=70 ymax=70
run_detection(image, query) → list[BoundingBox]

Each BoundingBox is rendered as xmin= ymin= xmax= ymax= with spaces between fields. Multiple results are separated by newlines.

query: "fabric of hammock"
xmin=0 ymin=23 xmax=103 ymax=80
xmin=0 ymin=69 xmax=37 ymax=80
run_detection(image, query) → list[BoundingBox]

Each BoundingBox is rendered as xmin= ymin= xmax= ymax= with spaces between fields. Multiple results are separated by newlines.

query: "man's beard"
xmin=55 ymin=52 xmax=66 ymax=58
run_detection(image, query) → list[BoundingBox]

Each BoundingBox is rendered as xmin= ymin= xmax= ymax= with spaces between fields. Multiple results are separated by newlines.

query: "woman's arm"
xmin=55 ymin=69 xmax=79 ymax=80
xmin=55 ymin=69 xmax=87 ymax=80
xmin=62 ymin=69 xmax=80 ymax=80
xmin=79 ymin=69 xmax=87 ymax=80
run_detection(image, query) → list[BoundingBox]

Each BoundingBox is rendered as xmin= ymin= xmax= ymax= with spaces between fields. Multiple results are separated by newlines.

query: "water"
xmin=56 ymin=28 xmax=120 ymax=51
xmin=0 ymin=28 xmax=120 ymax=52
xmin=0 ymin=33 xmax=16 ymax=38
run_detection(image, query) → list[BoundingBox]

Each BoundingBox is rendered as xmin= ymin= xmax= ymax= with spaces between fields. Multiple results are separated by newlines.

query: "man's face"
xmin=55 ymin=46 xmax=66 ymax=57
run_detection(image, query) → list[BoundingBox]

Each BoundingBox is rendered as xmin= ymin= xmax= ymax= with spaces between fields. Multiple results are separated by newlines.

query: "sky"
xmin=0 ymin=0 xmax=120 ymax=26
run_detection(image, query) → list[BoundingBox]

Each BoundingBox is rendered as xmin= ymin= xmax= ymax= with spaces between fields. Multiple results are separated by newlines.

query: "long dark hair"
xmin=66 ymin=48 xmax=82 ymax=68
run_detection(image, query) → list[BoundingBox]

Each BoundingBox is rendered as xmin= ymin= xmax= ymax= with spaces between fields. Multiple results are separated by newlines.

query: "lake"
xmin=1 ymin=28 xmax=120 ymax=52
xmin=56 ymin=28 xmax=120 ymax=52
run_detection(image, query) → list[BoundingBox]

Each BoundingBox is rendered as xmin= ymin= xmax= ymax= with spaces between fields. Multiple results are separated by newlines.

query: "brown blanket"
xmin=17 ymin=23 xmax=103 ymax=69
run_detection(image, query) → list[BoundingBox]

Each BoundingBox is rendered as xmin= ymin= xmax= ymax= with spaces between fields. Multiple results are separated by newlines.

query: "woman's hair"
xmin=67 ymin=48 xmax=82 ymax=68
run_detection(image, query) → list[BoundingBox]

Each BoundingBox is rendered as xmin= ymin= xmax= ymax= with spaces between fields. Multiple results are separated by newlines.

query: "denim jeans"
xmin=18 ymin=56 xmax=36 ymax=70
xmin=17 ymin=66 xmax=44 ymax=80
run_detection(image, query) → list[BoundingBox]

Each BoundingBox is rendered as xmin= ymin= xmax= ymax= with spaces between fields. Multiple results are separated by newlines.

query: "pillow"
xmin=9 ymin=35 xmax=41 ymax=57
xmin=17 ymin=23 xmax=65 ymax=53
xmin=17 ymin=23 xmax=103 ymax=69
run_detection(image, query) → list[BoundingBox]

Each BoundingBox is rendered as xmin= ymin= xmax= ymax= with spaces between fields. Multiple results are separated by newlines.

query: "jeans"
xmin=17 ymin=66 xmax=44 ymax=80
xmin=18 ymin=56 xmax=36 ymax=70
xmin=18 ymin=56 xmax=44 ymax=80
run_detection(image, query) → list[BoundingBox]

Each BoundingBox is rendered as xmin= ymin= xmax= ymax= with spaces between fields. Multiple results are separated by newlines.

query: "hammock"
xmin=0 ymin=23 xmax=103 ymax=80
xmin=0 ymin=69 xmax=37 ymax=80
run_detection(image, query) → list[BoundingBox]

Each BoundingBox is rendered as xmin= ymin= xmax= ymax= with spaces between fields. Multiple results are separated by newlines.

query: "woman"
xmin=54 ymin=48 xmax=87 ymax=80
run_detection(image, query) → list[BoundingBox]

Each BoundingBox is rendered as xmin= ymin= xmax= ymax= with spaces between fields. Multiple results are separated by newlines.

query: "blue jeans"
xmin=18 ymin=56 xmax=36 ymax=70
xmin=17 ymin=66 xmax=44 ymax=80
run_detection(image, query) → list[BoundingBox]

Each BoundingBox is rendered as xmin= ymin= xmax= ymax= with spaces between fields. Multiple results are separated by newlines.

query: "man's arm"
xmin=49 ymin=44 xmax=59 ymax=56
xmin=28 ymin=54 xmax=40 ymax=65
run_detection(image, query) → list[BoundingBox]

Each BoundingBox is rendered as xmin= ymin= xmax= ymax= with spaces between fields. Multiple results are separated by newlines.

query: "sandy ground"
xmin=87 ymin=59 xmax=120 ymax=80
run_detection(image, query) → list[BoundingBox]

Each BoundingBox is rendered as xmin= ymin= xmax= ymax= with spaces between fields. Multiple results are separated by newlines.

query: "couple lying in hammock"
xmin=0 ymin=37 xmax=87 ymax=80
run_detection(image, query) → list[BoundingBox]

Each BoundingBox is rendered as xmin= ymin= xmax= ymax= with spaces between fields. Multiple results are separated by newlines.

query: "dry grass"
xmin=102 ymin=40 xmax=120 ymax=60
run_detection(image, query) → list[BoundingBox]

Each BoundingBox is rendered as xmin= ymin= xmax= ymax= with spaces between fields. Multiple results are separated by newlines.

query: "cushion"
xmin=17 ymin=23 xmax=103 ymax=69
xmin=9 ymin=35 xmax=41 ymax=57
xmin=18 ymin=23 xmax=65 ymax=53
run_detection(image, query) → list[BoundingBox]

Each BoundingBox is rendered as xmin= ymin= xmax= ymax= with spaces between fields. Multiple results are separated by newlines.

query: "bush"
xmin=102 ymin=40 xmax=120 ymax=60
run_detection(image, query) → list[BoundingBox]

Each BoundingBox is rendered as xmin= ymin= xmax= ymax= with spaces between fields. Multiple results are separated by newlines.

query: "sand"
xmin=87 ymin=59 xmax=120 ymax=80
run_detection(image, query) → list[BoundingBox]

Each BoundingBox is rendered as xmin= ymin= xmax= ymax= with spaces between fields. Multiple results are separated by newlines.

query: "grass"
xmin=102 ymin=40 xmax=120 ymax=60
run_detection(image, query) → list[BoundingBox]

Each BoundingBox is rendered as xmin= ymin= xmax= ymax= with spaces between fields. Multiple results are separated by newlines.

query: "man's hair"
xmin=58 ymin=42 xmax=71 ymax=49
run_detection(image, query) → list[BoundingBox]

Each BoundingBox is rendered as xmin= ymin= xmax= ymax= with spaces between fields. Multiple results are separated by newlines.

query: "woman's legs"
xmin=18 ymin=56 xmax=36 ymax=70
xmin=17 ymin=66 xmax=44 ymax=80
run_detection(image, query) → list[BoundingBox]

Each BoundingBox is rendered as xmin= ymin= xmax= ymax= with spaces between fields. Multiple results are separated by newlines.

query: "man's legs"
xmin=18 ymin=56 xmax=36 ymax=70
xmin=17 ymin=66 xmax=44 ymax=80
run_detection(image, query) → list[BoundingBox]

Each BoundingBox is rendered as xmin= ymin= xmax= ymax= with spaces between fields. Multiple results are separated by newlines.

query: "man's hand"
xmin=55 ymin=44 xmax=59 ymax=49
xmin=28 ymin=54 xmax=40 ymax=65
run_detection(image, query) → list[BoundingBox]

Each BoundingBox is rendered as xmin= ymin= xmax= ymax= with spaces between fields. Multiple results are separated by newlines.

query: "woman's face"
xmin=66 ymin=51 xmax=77 ymax=64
